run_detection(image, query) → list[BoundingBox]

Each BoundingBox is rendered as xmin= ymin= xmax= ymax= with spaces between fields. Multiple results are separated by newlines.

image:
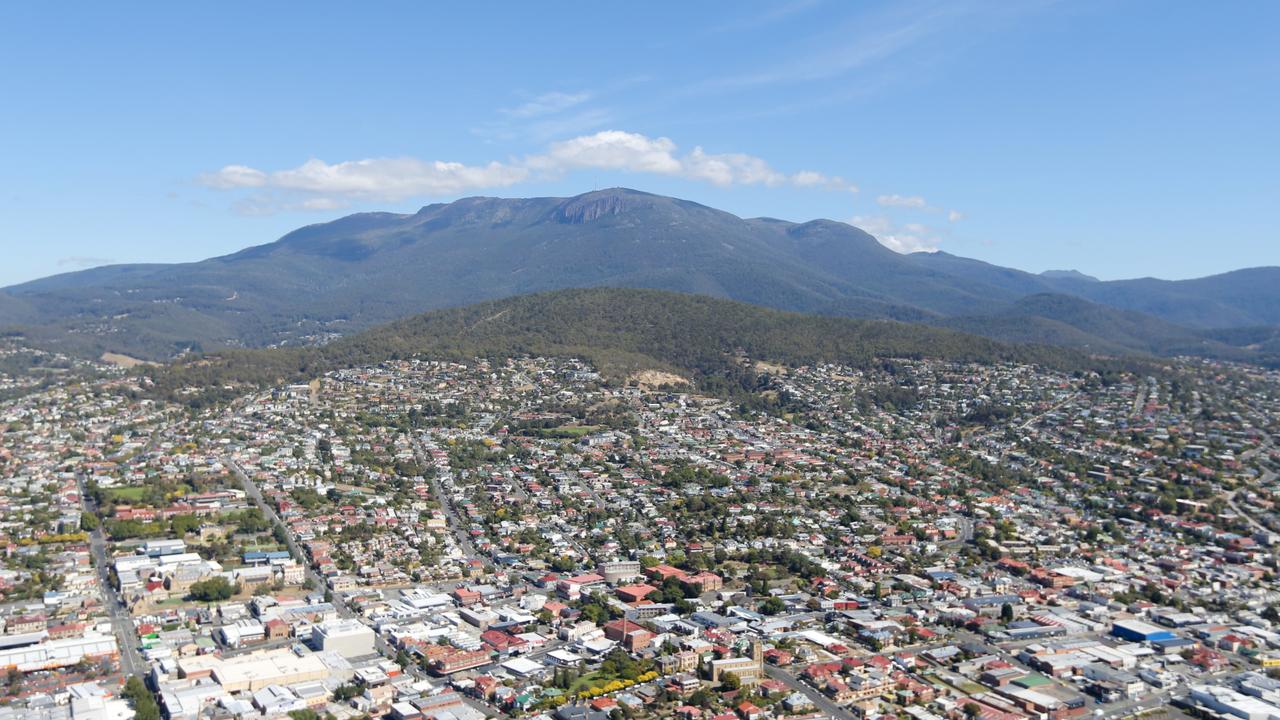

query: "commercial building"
xmin=177 ymin=648 xmax=334 ymax=692
xmin=312 ymin=619 xmax=376 ymax=658
xmin=597 ymin=561 xmax=642 ymax=584
xmin=1189 ymin=684 xmax=1280 ymax=720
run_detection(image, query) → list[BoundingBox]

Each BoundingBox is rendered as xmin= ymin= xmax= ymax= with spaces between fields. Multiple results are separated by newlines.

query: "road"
xmin=1224 ymin=489 xmax=1272 ymax=534
xmin=77 ymin=474 xmax=146 ymax=677
xmin=1220 ymin=439 xmax=1277 ymax=536
xmin=764 ymin=665 xmax=856 ymax=720
xmin=940 ymin=516 xmax=975 ymax=548
xmin=226 ymin=459 xmax=326 ymax=591
xmin=412 ymin=437 xmax=480 ymax=560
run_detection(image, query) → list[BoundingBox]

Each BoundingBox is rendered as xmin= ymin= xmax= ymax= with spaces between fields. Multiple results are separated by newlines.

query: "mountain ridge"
xmin=3 ymin=187 xmax=1277 ymax=365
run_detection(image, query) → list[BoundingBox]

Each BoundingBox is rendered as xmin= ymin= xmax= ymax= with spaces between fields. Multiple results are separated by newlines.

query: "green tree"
xmin=720 ymin=672 xmax=741 ymax=691
xmin=123 ymin=676 xmax=161 ymax=720
xmin=170 ymin=514 xmax=201 ymax=535
xmin=760 ymin=596 xmax=786 ymax=615
xmin=189 ymin=576 xmax=236 ymax=602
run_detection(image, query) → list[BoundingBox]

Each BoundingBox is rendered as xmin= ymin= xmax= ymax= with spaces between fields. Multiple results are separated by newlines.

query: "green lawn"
xmin=923 ymin=673 xmax=984 ymax=695
xmin=105 ymin=486 xmax=148 ymax=501
xmin=566 ymin=671 xmax=610 ymax=694
xmin=531 ymin=425 xmax=600 ymax=439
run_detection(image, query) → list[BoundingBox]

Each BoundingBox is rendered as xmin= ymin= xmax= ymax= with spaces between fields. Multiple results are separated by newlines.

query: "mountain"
xmin=940 ymin=293 xmax=1271 ymax=362
xmin=1040 ymin=269 xmax=1099 ymax=282
xmin=908 ymin=252 xmax=1280 ymax=329
xmin=1039 ymin=268 xmax=1280 ymax=329
xmin=142 ymin=288 xmax=1115 ymax=407
xmin=2 ymin=188 xmax=1276 ymax=363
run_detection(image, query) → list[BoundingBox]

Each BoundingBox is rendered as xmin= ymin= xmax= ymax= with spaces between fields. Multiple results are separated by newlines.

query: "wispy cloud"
xmin=700 ymin=2 xmax=958 ymax=92
xmin=522 ymin=107 xmax=615 ymax=143
xmin=501 ymin=91 xmax=592 ymax=119
xmin=709 ymin=0 xmax=823 ymax=34
xmin=476 ymin=89 xmax=612 ymax=143
xmin=689 ymin=0 xmax=1056 ymax=99
xmin=201 ymin=130 xmax=857 ymax=212
xmin=876 ymin=193 xmax=965 ymax=222
xmin=876 ymin=193 xmax=927 ymax=208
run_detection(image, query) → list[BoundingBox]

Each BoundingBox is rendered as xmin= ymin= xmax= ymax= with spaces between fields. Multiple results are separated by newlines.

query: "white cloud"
xmin=947 ymin=209 xmax=964 ymax=222
xmin=201 ymin=130 xmax=862 ymax=211
xmin=203 ymin=157 xmax=529 ymax=202
xmin=527 ymin=131 xmax=857 ymax=189
xmin=269 ymin=158 xmax=530 ymax=199
xmin=683 ymin=147 xmax=787 ymax=187
xmin=852 ymin=214 xmax=940 ymax=254
xmin=876 ymin=193 xmax=927 ymax=208
xmin=529 ymin=130 xmax=683 ymax=175
xmin=201 ymin=165 xmax=267 ymax=189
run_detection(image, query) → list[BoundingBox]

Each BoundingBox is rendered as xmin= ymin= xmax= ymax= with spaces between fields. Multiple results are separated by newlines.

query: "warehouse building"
xmin=0 ymin=635 xmax=118 ymax=673
xmin=1111 ymin=619 xmax=1176 ymax=643
xmin=177 ymin=647 xmax=349 ymax=692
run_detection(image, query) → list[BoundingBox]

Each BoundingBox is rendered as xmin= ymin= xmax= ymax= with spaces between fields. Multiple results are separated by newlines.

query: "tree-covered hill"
xmin=142 ymin=288 xmax=1126 ymax=406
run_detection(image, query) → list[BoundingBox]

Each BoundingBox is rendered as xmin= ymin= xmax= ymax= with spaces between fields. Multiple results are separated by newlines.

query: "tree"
xmin=236 ymin=508 xmax=270 ymax=534
xmin=5 ymin=668 xmax=21 ymax=696
xmin=720 ymin=672 xmax=742 ymax=691
xmin=189 ymin=576 xmax=236 ymax=602
xmin=963 ymin=702 xmax=982 ymax=718
xmin=1000 ymin=602 xmax=1015 ymax=623
xmin=123 ymin=676 xmax=161 ymax=720
xmin=760 ymin=596 xmax=786 ymax=616
xmin=332 ymin=683 xmax=364 ymax=702
xmin=170 ymin=514 xmax=201 ymax=535
xmin=581 ymin=603 xmax=609 ymax=626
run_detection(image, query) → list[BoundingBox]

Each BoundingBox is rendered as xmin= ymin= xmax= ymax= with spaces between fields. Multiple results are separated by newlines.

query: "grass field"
xmin=104 ymin=486 xmax=148 ymax=501
xmin=566 ymin=671 xmax=609 ymax=694
xmin=527 ymin=425 xmax=600 ymax=439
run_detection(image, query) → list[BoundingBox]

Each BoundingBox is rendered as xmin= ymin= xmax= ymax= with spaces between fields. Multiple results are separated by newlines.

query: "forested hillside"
xmin=142 ymin=288 xmax=1132 ymax=407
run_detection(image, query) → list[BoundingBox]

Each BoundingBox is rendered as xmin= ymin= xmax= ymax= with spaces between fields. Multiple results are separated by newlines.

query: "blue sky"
xmin=1 ymin=1 xmax=1276 ymax=286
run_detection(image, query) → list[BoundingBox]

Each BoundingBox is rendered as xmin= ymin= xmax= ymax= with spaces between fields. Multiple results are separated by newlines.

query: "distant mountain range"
xmin=3 ymin=187 xmax=1278 ymax=365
